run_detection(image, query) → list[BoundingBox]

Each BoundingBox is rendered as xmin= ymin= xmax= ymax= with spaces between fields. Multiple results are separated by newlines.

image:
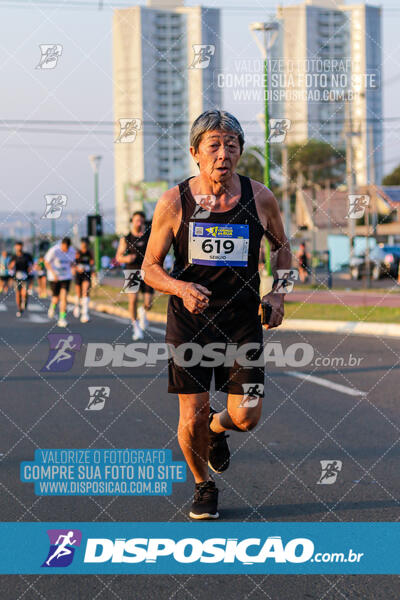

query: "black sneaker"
xmin=189 ymin=481 xmax=219 ymax=520
xmin=208 ymin=407 xmax=230 ymax=473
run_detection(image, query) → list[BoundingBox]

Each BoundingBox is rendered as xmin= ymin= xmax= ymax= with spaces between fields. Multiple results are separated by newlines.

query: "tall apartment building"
xmin=269 ymin=0 xmax=382 ymax=187
xmin=113 ymin=0 xmax=221 ymax=234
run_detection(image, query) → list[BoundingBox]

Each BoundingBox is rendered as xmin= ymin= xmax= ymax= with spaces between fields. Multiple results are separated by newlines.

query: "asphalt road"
xmin=0 ymin=290 xmax=399 ymax=599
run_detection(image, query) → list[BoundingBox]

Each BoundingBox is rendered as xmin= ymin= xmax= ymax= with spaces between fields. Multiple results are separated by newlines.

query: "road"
xmin=0 ymin=290 xmax=399 ymax=599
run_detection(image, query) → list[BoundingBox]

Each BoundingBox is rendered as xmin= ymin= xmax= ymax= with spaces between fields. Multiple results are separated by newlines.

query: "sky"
xmin=0 ymin=0 xmax=399 ymax=231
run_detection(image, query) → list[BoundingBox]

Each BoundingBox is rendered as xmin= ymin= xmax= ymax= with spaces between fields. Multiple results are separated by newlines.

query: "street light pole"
xmin=250 ymin=21 xmax=278 ymax=278
xmin=89 ymin=154 xmax=102 ymax=273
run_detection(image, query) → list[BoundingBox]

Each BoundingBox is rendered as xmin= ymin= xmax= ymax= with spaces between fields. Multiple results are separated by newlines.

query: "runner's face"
xmin=191 ymin=130 xmax=241 ymax=183
xmin=131 ymin=215 xmax=144 ymax=232
xmin=61 ymin=242 xmax=69 ymax=252
xmin=15 ymin=244 xmax=22 ymax=255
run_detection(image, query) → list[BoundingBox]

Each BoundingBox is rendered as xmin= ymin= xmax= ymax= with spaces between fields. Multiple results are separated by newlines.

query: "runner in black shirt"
xmin=116 ymin=211 xmax=154 ymax=340
xmin=73 ymin=238 xmax=95 ymax=323
xmin=8 ymin=241 xmax=33 ymax=317
xmin=142 ymin=110 xmax=291 ymax=519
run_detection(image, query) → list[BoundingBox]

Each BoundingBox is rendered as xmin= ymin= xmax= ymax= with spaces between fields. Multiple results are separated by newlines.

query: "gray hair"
xmin=190 ymin=109 xmax=245 ymax=153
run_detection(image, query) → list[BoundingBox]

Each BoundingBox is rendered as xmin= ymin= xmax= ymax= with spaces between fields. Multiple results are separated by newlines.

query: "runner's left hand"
xmin=260 ymin=292 xmax=284 ymax=329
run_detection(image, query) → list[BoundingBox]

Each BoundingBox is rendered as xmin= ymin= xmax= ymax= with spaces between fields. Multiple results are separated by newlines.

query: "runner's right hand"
xmin=180 ymin=283 xmax=211 ymax=314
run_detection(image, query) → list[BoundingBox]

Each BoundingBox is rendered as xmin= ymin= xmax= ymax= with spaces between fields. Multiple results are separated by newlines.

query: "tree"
xmin=236 ymin=146 xmax=264 ymax=183
xmin=382 ymin=165 xmax=400 ymax=186
xmin=237 ymin=146 xmax=279 ymax=192
xmin=274 ymin=139 xmax=346 ymax=186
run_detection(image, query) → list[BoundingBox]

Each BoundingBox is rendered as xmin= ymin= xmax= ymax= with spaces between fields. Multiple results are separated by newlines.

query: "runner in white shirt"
xmin=44 ymin=237 xmax=76 ymax=327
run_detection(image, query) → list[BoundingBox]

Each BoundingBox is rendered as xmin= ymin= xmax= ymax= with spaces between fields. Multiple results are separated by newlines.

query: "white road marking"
xmin=147 ymin=325 xmax=166 ymax=335
xmin=94 ymin=311 xmax=129 ymax=324
xmin=27 ymin=304 xmax=44 ymax=312
xmin=0 ymin=304 xmax=7 ymax=311
xmin=287 ymin=371 xmax=365 ymax=397
xmin=94 ymin=310 xmax=166 ymax=335
xmin=28 ymin=314 xmax=50 ymax=323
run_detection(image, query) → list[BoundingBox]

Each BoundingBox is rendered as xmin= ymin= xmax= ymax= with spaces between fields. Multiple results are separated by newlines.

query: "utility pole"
xmin=30 ymin=213 xmax=36 ymax=257
xmin=345 ymin=97 xmax=356 ymax=265
xmin=89 ymin=155 xmax=102 ymax=273
xmin=250 ymin=21 xmax=278 ymax=278
xmin=309 ymin=168 xmax=317 ymax=286
xmin=282 ymin=144 xmax=291 ymax=240
xmin=369 ymin=123 xmax=378 ymax=236
xmin=366 ymin=123 xmax=377 ymax=289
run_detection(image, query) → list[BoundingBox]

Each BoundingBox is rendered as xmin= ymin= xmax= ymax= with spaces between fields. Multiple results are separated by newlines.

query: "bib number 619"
xmin=201 ymin=239 xmax=234 ymax=254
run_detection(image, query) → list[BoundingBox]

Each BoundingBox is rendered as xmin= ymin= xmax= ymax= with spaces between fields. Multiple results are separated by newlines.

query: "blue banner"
xmin=0 ymin=522 xmax=398 ymax=574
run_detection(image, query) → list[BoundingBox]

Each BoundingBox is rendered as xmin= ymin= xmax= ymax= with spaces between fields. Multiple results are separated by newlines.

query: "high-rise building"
xmin=113 ymin=0 xmax=221 ymax=234
xmin=269 ymin=0 xmax=382 ymax=187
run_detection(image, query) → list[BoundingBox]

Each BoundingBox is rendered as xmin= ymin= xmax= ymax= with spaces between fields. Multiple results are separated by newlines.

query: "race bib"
xmin=188 ymin=222 xmax=249 ymax=267
xmin=15 ymin=271 xmax=27 ymax=280
xmin=78 ymin=264 xmax=91 ymax=272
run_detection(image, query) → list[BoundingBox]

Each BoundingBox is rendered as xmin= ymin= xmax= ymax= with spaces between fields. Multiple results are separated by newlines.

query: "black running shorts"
xmin=166 ymin=300 xmax=265 ymax=395
xmin=75 ymin=272 xmax=92 ymax=286
xmin=50 ymin=280 xmax=71 ymax=295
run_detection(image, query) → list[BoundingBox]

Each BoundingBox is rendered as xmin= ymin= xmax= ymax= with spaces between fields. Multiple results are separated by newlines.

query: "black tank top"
xmin=170 ymin=174 xmax=265 ymax=314
xmin=124 ymin=230 xmax=150 ymax=269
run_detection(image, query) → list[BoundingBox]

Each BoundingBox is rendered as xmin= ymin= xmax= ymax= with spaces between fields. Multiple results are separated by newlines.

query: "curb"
xmin=71 ymin=297 xmax=400 ymax=339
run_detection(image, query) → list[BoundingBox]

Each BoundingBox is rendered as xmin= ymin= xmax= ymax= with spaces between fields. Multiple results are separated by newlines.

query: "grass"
xmin=79 ymin=283 xmax=400 ymax=324
xmin=83 ymin=284 xmax=170 ymax=314
xmin=284 ymin=302 xmax=400 ymax=323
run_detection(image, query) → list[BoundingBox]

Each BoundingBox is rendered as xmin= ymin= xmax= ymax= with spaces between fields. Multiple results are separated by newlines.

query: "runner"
xmin=115 ymin=211 xmax=154 ymax=340
xmin=296 ymin=241 xmax=310 ymax=283
xmin=8 ymin=241 xmax=33 ymax=317
xmin=142 ymin=110 xmax=291 ymax=519
xmin=73 ymin=237 xmax=95 ymax=323
xmin=0 ymin=250 xmax=11 ymax=295
xmin=34 ymin=253 xmax=47 ymax=298
xmin=44 ymin=237 xmax=76 ymax=327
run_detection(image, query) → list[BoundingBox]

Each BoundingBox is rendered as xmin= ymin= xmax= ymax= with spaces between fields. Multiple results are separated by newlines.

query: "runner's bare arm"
xmin=252 ymin=180 xmax=292 ymax=283
xmin=142 ymin=187 xmax=211 ymax=313
xmin=115 ymin=237 xmax=135 ymax=265
xmin=252 ymin=180 xmax=292 ymax=328
xmin=44 ymin=259 xmax=58 ymax=281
